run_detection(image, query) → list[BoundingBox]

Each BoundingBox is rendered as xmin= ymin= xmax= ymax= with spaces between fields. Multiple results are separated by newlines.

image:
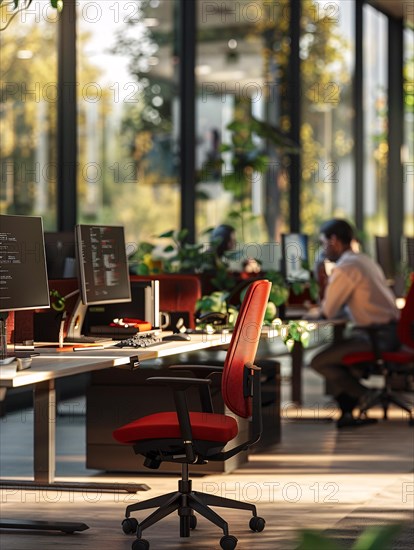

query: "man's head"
xmin=319 ymin=218 xmax=355 ymax=261
xmin=210 ymin=224 xmax=236 ymax=257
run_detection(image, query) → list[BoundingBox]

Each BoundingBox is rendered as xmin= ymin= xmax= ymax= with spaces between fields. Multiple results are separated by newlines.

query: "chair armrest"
xmin=169 ymin=364 xmax=224 ymax=376
xmin=146 ymin=376 xmax=211 ymax=390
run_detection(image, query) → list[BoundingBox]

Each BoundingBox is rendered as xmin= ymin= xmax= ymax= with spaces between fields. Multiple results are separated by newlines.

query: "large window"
xmin=0 ymin=2 xmax=58 ymax=228
xmin=403 ymin=26 xmax=414 ymax=237
xmin=300 ymin=0 xmax=355 ymax=238
xmin=363 ymin=4 xmax=388 ymax=249
xmin=195 ymin=0 xmax=291 ymax=245
xmin=76 ymin=0 xmax=179 ymax=245
xmin=0 ymin=0 xmax=409 ymax=267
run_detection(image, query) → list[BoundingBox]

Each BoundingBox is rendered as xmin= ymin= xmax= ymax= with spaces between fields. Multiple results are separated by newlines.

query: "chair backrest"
xmin=398 ymin=274 xmax=414 ymax=350
xmin=221 ymin=279 xmax=271 ymax=418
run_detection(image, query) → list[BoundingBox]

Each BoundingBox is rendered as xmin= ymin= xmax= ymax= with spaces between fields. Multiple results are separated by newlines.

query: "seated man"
xmin=309 ymin=219 xmax=400 ymax=428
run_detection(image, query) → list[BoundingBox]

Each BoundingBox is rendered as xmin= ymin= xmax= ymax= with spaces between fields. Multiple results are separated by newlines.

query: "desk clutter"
xmin=114 ymin=331 xmax=164 ymax=348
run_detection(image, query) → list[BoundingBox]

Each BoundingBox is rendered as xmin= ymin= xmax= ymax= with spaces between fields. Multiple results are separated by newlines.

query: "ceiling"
xmin=369 ymin=0 xmax=414 ymax=25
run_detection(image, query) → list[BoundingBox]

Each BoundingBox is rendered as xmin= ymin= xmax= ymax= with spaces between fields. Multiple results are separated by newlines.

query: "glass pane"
xmin=0 ymin=2 xmax=58 ymax=229
xmin=195 ymin=0 xmax=291 ymax=247
xmin=76 ymin=0 xmax=179 ymax=247
xmin=300 ymin=0 xmax=355 ymax=243
xmin=363 ymin=5 xmax=388 ymax=249
xmin=403 ymin=27 xmax=414 ymax=237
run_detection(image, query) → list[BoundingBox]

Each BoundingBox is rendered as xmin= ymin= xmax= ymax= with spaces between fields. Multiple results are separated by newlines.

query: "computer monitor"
xmin=44 ymin=231 xmax=76 ymax=279
xmin=66 ymin=224 xmax=132 ymax=342
xmin=75 ymin=224 xmax=131 ymax=306
xmin=0 ymin=214 xmax=50 ymax=363
xmin=281 ymin=233 xmax=310 ymax=282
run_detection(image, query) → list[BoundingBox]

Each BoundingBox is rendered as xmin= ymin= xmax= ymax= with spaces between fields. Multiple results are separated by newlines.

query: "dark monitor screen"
xmin=75 ymin=224 xmax=131 ymax=306
xmin=281 ymin=233 xmax=310 ymax=282
xmin=0 ymin=214 xmax=50 ymax=312
xmin=44 ymin=231 xmax=76 ymax=279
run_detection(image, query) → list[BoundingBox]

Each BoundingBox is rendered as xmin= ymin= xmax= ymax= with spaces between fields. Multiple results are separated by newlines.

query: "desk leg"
xmin=33 ymin=380 xmax=55 ymax=483
xmin=291 ymin=342 xmax=303 ymax=405
xmin=0 ymin=380 xmax=150 ymax=494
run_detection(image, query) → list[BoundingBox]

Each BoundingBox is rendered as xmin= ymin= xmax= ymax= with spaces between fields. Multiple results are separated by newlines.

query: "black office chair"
xmin=113 ymin=280 xmax=272 ymax=550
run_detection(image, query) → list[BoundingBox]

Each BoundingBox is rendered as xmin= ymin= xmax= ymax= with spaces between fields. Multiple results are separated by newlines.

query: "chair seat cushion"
xmin=342 ymin=350 xmax=414 ymax=366
xmin=382 ymin=350 xmax=414 ymax=363
xmin=113 ymin=411 xmax=238 ymax=445
xmin=342 ymin=351 xmax=375 ymax=365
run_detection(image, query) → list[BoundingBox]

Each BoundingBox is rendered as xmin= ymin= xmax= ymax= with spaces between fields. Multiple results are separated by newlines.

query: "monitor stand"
xmin=0 ymin=312 xmax=16 ymax=366
xmin=64 ymin=296 xmax=109 ymax=344
xmin=64 ymin=295 xmax=91 ymax=343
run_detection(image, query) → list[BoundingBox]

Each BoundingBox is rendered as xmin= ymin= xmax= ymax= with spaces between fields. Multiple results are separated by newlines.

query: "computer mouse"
xmin=162 ymin=333 xmax=191 ymax=342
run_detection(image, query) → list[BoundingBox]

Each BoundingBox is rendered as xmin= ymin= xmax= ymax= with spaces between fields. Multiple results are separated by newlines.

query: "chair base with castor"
xmin=121 ymin=463 xmax=264 ymax=550
xmin=358 ymin=372 xmax=414 ymax=425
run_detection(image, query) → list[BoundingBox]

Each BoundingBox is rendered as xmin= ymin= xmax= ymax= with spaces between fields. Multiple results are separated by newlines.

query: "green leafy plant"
xmin=217 ymin=113 xmax=299 ymax=240
xmin=271 ymin=319 xmax=314 ymax=352
xmin=297 ymin=524 xmax=402 ymax=550
xmin=128 ymin=242 xmax=157 ymax=275
xmin=195 ymin=291 xmax=239 ymax=329
xmin=266 ymin=270 xmax=290 ymax=307
xmin=156 ymin=229 xmax=215 ymax=274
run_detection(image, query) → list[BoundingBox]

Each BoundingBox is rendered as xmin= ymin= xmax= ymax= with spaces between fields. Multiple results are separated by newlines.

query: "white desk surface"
xmin=0 ymin=332 xmax=233 ymax=388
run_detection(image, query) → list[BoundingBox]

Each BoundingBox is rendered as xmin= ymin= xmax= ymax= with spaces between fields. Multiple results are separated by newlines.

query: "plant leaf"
xmin=352 ymin=525 xmax=402 ymax=550
xmin=158 ymin=230 xmax=175 ymax=239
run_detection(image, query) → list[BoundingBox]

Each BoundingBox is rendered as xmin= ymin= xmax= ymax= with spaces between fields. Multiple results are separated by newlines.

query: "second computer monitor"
xmin=75 ymin=224 xmax=131 ymax=306
xmin=281 ymin=233 xmax=310 ymax=282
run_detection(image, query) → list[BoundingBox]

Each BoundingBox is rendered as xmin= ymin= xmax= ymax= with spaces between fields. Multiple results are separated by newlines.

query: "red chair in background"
xmin=342 ymin=274 xmax=414 ymax=425
xmin=113 ymin=280 xmax=272 ymax=550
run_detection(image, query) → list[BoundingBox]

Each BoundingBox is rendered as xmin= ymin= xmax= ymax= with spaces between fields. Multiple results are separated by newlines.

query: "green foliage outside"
xmin=297 ymin=524 xmax=402 ymax=550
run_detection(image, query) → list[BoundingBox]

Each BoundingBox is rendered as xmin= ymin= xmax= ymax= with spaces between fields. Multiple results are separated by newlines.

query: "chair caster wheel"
xmin=190 ymin=515 xmax=197 ymax=529
xmin=249 ymin=516 xmax=266 ymax=532
xmin=220 ymin=534 xmax=238 ymax=549
xmin=132 ymin=539 xmax=149 ymax=550
xmin=122 ymin=517 xmax=138 ymax=534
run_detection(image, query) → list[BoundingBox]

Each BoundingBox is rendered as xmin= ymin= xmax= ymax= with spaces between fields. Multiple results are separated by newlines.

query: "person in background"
xmin=208 ymin=224 xmax=261 ymax=273
xmin=209 ymin=224 xmax=237 ymax=261
xmin=308 ymin=218 xmax=400 ymax=428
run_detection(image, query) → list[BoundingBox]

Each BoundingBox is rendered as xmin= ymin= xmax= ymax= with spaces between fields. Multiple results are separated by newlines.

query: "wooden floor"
xmin=1 ymin=358 xmax=413 ymax=550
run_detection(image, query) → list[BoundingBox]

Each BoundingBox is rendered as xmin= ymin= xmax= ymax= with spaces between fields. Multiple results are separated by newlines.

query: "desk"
xmin=0 ymin=333 xmax=232 ymax=489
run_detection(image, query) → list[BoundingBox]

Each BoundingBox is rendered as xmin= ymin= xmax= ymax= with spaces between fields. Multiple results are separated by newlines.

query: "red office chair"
xmin=342 ymin=274 xmax=414 ymax=425
xmin=113 ymin=280 xmax=271 ymax=550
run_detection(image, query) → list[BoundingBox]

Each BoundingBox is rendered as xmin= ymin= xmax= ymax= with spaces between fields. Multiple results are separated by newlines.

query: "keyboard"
xmin=114 ymin=333 xmax=166 ymax=348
